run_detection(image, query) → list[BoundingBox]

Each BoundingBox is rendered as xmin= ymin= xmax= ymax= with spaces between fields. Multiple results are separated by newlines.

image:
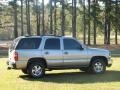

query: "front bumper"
xmin=7 ymin=61 xmax=16 ymax=69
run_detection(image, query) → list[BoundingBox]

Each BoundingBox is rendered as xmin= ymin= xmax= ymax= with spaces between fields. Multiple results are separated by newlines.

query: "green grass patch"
xmin=0 ymin=50 xmax=8 ymax=58
xmin=0 ymin=58 xmax=120 ymax=90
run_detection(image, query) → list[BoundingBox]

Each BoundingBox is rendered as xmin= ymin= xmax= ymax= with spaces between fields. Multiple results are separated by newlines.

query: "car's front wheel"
xmin=28 ymin=62 xmax=45 ymax=78
xmin=90 ymin=59 xmax=106 ymax=74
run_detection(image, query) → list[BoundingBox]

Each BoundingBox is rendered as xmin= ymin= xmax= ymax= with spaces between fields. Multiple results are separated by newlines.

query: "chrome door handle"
xmin=45 ymin=52 xmax=49 ymax=55
xmin=64 ymin=52 xmax=68 ymax=55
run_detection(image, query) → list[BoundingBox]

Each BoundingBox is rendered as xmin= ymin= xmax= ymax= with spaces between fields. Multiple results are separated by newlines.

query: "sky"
xmin=39 ymin=0 xmax=49 ymax=5
xmin=0 ymin=0 xmax=8 ymax=4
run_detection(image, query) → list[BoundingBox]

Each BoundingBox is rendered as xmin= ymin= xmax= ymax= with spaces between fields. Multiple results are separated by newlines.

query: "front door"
xmin=63 ymin=38 xmax=88 ymax=67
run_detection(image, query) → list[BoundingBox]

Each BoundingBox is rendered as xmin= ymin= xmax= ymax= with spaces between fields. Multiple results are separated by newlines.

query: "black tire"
xmin=90 ymin=59 xmax=106 ymax=74
xmin=79 ymin=67 xmax=89 ymax=72
xmin=21 ymin=69 xmax=28 ymax=74
xmin=28 ymin=62 xmax=45 ymax=78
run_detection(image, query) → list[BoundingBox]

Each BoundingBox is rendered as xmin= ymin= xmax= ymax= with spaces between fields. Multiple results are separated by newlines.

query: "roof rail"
xmin=25 ymin=35 xmax=30 ymax=37
xmin=41 ymin=34 xmax=62 ymax=37
xmin=24 ymin=34 xmax=63 ymax=37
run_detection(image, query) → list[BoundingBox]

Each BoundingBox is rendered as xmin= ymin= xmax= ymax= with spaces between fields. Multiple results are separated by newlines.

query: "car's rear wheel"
xmin=28 ymin=62 xmax=45 ymax=78
xmin=90 ymin=59 xmax=106 ymax=74
xmin=21 ymin=69 xmax=28 ymax=74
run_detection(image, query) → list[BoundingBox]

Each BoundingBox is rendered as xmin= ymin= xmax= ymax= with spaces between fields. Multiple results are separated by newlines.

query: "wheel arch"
xmin=90 ymin=56 xmax=108 ymax=66
xmin=27 ymin=57 xmax=47 ymax=68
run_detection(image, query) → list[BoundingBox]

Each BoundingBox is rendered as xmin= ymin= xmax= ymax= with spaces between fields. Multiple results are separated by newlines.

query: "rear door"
xmin=42 ymin=38 xmax=63 ymax=67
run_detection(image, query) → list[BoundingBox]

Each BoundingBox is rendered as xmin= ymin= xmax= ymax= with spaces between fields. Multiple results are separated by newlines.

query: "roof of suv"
xmin=19 ymin=35 xmax=72 ymax=38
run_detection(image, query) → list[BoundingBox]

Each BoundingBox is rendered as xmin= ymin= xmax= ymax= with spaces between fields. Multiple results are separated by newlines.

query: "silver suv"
xmin=7 ymin=35 xmax=112 ymax=78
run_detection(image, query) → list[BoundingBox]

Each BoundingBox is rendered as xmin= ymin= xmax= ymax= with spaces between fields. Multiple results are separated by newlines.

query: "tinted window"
xmin=64 ymin=38 xmax=82 ymax=50
xmin=16 ymin=38 xmax=41 ymax=49
xmin=44 ymin=38 xmax=60 ymax=50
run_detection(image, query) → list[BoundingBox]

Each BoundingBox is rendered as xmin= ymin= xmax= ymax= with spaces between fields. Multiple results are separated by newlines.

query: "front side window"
xmin=64 ymin=38 xmax=82 ymax=50
xmin=16 ymin=38 xmax=41 ymax=49
xmin=44 ymin=38 xmax=60 ymax=50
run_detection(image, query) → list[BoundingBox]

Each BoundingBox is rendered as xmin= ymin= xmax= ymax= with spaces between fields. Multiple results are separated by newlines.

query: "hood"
xmin=87 ymin=47 xmax=110 ymax=57
xmin=84 ymin=47 xmax=112 ymax=67
xmin=88 ymin=48 xmax=109 ymax=52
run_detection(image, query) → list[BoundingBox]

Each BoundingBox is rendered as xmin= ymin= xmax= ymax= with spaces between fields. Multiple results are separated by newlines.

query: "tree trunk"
xmin=93 ymin=0 xmax=97 ymax=45
xmin=54 ymin=0 xmax=57 ymax=35
xmin=104 ymin=0 xmax=111 ymax=45
xmin=38 ymin=5 xmax=41 ymax=35
xmin=26 ymin=0 xmax=31 ymax=35
xmin=88 ymin=0 xmax=91 ymax=45
xmin=61 ymin=0 xmax=65 ymax=36
xmin=72 ymin=0 xmax=77 ymax=38
xmin=42 ymin=0 xmax=45 ymax=35
xmin=115 ymin=0 xmax=118 ymax=44
xmin=50 ymin=0 xmax=53 ymax=34
xmin=26 ymin=0 xmax=28 ymax=35
xmin=104 ymin=0 xmax=107 ymax=44
xmin=21 ymin=0 xmax=24 ymax=36
xmin=36 ymin=0 xmax=40 ymax=35
xmin=107 ymin=0 xmax=111 ymax=44
xmin=83 ymin=0 xmax=86 ymax=44
xmin=14 ymin=0 xmax=18 ymax=38
xmin=27 ymin=0 xmax=31 ymax=35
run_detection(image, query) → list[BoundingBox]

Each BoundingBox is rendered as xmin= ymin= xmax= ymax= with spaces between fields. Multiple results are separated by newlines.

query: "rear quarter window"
xmin=16 ymin=38 xmax=41 ymax=49
xmin=10 ymin=37 xmax=21 ymax=50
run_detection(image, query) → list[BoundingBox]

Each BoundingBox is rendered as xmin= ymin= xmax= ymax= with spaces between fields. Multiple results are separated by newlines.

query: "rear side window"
xmin=44 ymin=38 xmax=60 ymax=50
xmin=16 ymin=38 xmax=41 ymax=49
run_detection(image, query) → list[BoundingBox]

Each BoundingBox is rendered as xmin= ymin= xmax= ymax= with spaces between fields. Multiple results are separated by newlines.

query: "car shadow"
xmin=19 ymin=70 xmax=120 ymax=84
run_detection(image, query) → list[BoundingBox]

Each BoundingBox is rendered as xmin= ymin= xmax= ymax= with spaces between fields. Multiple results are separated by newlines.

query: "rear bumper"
xmin=7 ymin=61 xmax=16 ymax=69
xmin=7 ymin=60 xmax=28 ymax=69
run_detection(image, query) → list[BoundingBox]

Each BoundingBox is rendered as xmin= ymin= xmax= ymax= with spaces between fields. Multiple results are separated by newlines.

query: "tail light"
xmin=13 ymin=51 xmax=18 ymax=61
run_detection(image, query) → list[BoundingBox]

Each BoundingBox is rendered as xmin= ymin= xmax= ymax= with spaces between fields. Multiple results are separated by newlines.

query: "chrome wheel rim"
xmin=93 ymin=62 xmax=103 ymax=73
xmin=32 ymin=65 xmax=42 ymax=76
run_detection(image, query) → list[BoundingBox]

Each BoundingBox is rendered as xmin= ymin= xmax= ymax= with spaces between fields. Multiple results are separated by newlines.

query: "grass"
xmin=0 ymin=57 xmax=120 ymax=90
xmin=0 ymin=50 xmax=8 ymax=58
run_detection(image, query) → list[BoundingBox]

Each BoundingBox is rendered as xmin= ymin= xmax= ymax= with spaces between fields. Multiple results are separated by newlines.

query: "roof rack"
xmin=41 ymin=34 xmax=62 ymax=37
xmin=24 ymin=34 xmax=63 ymax=37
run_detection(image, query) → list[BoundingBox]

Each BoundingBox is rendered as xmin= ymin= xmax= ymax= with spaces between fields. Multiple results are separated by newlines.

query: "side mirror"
xmin=80 ymin=47 xmax=84 ymax=50
xmin=78 ymin=46 xmax=84 ymax=50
